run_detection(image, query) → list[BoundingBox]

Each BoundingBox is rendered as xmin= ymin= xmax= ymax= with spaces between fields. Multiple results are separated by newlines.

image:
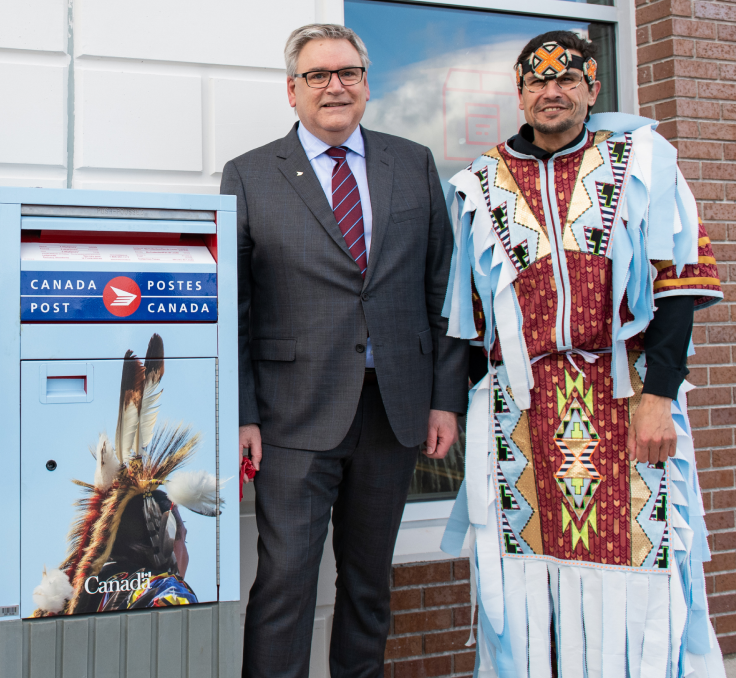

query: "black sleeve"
xmin=642 ymin=295 xmax=694 ymax=400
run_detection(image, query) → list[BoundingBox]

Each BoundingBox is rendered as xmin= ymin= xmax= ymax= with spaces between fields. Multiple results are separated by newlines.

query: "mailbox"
xmin=0 ymin=188 xmax=238 ymax=622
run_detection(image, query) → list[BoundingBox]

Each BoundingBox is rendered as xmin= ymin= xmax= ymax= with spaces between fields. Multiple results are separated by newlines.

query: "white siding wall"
xmin=0 ymin=0 xmax=343 ymax=191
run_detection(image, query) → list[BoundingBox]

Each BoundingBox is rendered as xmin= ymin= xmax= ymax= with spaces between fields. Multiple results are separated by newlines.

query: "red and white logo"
xmin=103 ymin=276 xmax=141 ymax=317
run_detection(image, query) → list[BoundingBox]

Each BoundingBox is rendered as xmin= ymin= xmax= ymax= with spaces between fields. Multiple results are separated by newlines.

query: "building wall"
xmin=637 ymin=0 xmax=736 ymax=654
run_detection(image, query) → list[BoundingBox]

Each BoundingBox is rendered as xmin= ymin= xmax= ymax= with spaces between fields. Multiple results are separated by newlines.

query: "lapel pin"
xmin=296 ymin=171 xmax=303 ymax=176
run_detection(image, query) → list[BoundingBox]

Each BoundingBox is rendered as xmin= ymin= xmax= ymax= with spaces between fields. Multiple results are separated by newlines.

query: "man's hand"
xmin=627 ymin=394 xmax=677 ymax=465
xmin=424 ymin=410 xmax=459 ymax=460
xmin=239 ymin=424 xmax=262 ymax=483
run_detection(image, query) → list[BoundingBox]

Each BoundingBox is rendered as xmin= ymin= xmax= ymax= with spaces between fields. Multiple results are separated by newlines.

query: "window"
xmin=345 ymin=0 xmax=622 ymax=501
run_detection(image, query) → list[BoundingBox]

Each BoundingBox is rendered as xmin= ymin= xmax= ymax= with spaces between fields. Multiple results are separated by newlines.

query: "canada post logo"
xmin=20 ymin=271 xmax=217 ymax=322
xmin=103 ymin=276 xmax=141 ymax=317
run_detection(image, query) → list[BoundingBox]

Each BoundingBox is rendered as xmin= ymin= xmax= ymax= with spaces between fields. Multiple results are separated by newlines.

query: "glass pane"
xmin=345 ymin=0 xmax=618 ymax=502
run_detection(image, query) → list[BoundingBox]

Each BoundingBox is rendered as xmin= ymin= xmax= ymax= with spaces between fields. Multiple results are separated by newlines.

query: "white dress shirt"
xmin=297 ymin=122 xmax=374 ymax=367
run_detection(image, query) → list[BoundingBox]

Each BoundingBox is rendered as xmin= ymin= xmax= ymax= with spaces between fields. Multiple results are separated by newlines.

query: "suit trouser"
xmin=242 ymin=379 xmax=419 ymax=678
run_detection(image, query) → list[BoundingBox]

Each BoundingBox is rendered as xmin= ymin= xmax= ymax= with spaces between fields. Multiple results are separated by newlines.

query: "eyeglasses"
xmin=523 ymin=72 xmax=584 ymax=93
xmin=295 ymin=67 xmax=366 ymax=89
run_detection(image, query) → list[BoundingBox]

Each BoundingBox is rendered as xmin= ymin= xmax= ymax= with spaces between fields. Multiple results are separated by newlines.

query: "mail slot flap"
xmin=40 ymin=362 xmax=93 ymax=403
xmin=21 ymin=204 xmax=216 ymax=221
xmin=21 ymin=217 xmax=216 ymax=234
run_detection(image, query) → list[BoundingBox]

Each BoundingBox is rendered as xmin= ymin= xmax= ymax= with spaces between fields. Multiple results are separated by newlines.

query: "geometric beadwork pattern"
xmin=494 ymin=353 xmax=670 ymax=571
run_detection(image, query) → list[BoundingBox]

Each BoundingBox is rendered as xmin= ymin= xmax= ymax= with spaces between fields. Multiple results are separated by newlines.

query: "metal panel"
xmin=125 ymin=612 xmax=152 ymax=678
xmin=94 ymin=615 xmax=121 ymax=678
xmin=28 ymin=620 xmax=56 ymax=678
xmin=0 ymin=203 xmax=21 ymax=620
xmin=187 ymin=607 xmax=213 ymax=678
xmin=62 ymin=618 xmax=89 ymax=678
xmin=215 ymin=209 xmax=240 ymax=604
xmin=0 ymin=619 xmax=22 ymax=678
xmin=217 ymin=602 xmax=241 ymax=678
xmin=21 ymin=206 xmax=215 ymax=222
xmin=155 ymin=610 xmax=183 ymax=678
xmin=21 ymin=217 xmax=216 ymax=234
xmin=20 ymin=323 xmax=218 ymax=360
xmin=0 ymin=188 xmax=235 ymax=213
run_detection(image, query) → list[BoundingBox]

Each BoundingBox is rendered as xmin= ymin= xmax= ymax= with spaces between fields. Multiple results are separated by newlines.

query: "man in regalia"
xmin=441 ymin=30 xmax=726 ymax=678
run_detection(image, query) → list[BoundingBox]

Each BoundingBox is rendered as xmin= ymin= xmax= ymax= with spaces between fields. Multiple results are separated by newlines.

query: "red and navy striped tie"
xmin=326 ymin=146 xmax=367 ymax=277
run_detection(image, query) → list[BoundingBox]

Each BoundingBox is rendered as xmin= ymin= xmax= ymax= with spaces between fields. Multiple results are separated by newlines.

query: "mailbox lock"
xmin=46 ymin=460 xmax=57 ymax=471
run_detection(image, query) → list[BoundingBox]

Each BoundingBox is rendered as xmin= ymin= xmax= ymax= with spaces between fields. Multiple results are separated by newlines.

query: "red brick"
xmin=705 ymin=510 xmax=736 ymax=531
xmin=640 ymin=78 xmax=697 ymax=103
xmin=702 ymin=123 xmax=736 ymax=142
xmin=639 ymin=65 xmax=653 ymax=85
xmin=699 ymin=468 xmax=735 ymax=489
xmin=695 ymin=449 xmax=711 ymax=469
xmin=690 ymin=346 xmax=731 ymax=366
xmin=705 ymin=222 xmax=727 ymax=241
xmin=704 ymin=552 xmax=736 ymax=574
xmin=677 ymin=141 xmax=722 ymax=160
xmin=691 ymin=326 xmax=707 ymax=345
xmin=699 ymin=81 xmax=736 ymax=101
xmin=721 ymin=24 xmax=736 ymax=42
xmin=713 ymin=449 xmax=736 ymax=467
xmin=689 ymin=409 xmax=709 ymax=428
xmin=709 ymin=326 xmax=736 ymax=343
xmin=697 ymin=41 xmax=736 ymax=62
xmin=715 ymin=612 xmax=736 ymax=635
xmin=709 ymin=365 xmax=736 ymax=383
xmin=391 ymin=589 xmax=422 ymax=612
xmin=424 ymin=629 xmax=472 ymax=654
xmin=713 ymin=489 xmax=736 ymax=509
xmin=694 ymin=304 xmax=730 ymax=322
xmin=688 ymin=387 xmax=732 ymax=407
xmin=453 ymin=606 xmax=474 ymax=627
xmin=658 ymin=58 xmax=719 ymax=81
xmin=695 ymin=1 xmax=736 ymax=21
xmin=652 ymin=18 xmax=715 ymax=40
xmin=393 ymin=656 xmax=452 ymax=678
xmin=703 ymin=491 xmax=712 ymax=512
xmin=722 ymin=282 xmax=736 ymax=302
xmin=702 ymin=162 xmax=736 ymax=180
xmin=453 ymin=560 xmax=469 ymax=581
xmin=454 ymin=652 xmax=476 ymax=673
xmin=717 ymin=634 xmax=736 ymax=655
xmin=394 ymin=562 xmax=452 ymax=587
xmin=688 ymin=367 xmax=708 ymax=386
xmin=639 ymin=105 xmax=655 ymax=119
xmin=714 ymin=532 xmax=736 ymax=552
xmin=385 ymin=663 xmax=392 ymax=678
xmin=425 ymin=583 xmax=470 ymax=608
xmin=690 ymin=182 xmax=724 ymax=200
xmin=679 ymin=160 xmax=700 ymax=179
xmin=637 ymin=26 xmax=650 ymax=46
xmin=385 ymin=635 xmax=423 ymax=660
xmin=712 ymin=408 xmax=736 ymax=426
xmin=693 ymin=427 xmax=733 ymax=449
xmin=638 ymin=0 xmax=691 ymax=25
xmin=394 ymin=609 xmax=452 ymax=634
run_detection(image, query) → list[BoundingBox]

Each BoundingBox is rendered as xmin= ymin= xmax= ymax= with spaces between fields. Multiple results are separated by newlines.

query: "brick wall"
xmin=384 ymin=560 xmax=476 ymax=678
xmin=615 ymin=0 xmax=736 ymax=652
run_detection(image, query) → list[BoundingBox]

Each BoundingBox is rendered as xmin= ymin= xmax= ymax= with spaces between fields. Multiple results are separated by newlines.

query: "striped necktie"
xmin=326 ymin=146 xmax=367 ymax=277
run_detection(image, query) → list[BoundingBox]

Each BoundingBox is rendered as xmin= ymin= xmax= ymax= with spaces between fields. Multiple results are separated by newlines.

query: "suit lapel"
xmin=362 ymin=127 xmax=394 ymax=289
xmin=276 ymin=124 xmax=353 ymax=260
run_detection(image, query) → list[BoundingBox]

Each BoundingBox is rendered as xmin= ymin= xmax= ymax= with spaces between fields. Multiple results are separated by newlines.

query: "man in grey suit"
xmin=221 ymin=24 xmax=468 ymax=678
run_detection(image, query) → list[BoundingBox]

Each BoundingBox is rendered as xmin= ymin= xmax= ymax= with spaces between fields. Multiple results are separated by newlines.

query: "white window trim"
xmin=381 ymin=0 xmax=638 ymax=562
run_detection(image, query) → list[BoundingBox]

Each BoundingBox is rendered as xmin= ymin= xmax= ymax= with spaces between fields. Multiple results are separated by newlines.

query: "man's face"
xmin=518 ymin=49 xmax=601 ymax=135
xmin=287 ymin=38 xmax=370 ymax=142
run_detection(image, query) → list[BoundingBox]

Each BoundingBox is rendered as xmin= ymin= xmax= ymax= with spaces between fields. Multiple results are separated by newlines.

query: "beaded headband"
xmin=515 ymin=41 xmax=597 ymax=90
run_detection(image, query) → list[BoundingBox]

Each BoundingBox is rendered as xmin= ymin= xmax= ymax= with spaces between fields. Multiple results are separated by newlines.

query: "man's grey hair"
xmin=284 ymin=24 xmax=371 ymax=78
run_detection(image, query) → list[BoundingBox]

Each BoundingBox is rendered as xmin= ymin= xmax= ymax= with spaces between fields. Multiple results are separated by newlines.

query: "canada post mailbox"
xmin=0 ymin=188 xmax=238 ymax=624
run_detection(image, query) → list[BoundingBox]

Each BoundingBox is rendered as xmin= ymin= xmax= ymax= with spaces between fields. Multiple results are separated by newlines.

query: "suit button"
xmin=356 ymin=344 xmax=365 ymax=353
xmin=361 ymin=293 xmax=369 ymax=301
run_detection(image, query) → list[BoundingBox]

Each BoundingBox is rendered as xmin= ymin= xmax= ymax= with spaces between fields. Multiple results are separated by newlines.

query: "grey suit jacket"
xmin=220 ymin=123 xmax=468 ymax=451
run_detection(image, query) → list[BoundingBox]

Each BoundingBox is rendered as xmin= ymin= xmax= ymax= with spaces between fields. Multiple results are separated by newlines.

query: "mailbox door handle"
xmin=40 ymin=363 xmax=94 ymax=403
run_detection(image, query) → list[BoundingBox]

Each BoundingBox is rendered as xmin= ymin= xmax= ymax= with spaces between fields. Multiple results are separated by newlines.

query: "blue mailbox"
xmin=0 ymin=188 xmax=238 ymax=627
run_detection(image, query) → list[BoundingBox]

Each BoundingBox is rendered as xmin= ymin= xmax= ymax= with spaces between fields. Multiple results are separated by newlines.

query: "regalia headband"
xmin=515 ymin=41 xmax=597 ymax=90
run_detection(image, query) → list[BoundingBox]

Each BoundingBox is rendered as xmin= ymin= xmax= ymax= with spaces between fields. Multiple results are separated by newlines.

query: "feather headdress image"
xmin=31 ymin=334 xmax=223 ymax=617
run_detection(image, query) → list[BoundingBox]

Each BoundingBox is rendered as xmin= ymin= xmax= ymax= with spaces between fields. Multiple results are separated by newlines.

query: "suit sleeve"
xmin=220 ymin=161 xmax=260 ymax=427
xmin=424 ymin=147 xmax=470 ymax=413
